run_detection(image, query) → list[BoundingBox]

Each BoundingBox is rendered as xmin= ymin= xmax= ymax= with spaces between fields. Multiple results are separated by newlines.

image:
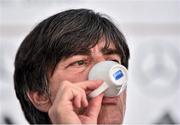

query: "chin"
xmin=98 ymin=117 xmax=123 ymax=124
xmin=98 ymin=119 xmax=122 ymax=124
xmin=97 ymin=104 xmax=124 ymax=124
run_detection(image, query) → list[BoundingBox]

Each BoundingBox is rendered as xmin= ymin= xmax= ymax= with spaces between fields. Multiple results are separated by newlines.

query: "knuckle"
xmin=60 ymin=80 xmax=71 ymax=89
xmin=48 ymin=107 xmax=57 ymax=118
xmin=79 ymin=88 xmax=86 ymax=97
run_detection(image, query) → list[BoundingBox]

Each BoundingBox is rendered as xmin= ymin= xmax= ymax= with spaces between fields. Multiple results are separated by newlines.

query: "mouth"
xmin=102 ymin=96 xmax=118 ymax=105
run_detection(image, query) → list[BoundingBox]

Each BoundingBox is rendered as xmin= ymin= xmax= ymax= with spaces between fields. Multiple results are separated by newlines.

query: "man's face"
xmin=49 ymin=38 xmax=126 ymax=123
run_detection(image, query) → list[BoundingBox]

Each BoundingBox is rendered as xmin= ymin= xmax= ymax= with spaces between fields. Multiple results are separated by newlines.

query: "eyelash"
xmin=66 ymin=57 xmax=120 ymax=68
xmin=68 ymin=58 xmax=120 ymax=68
xmin=106 ymin=57 xmax=120 ymax=63
xmin=111 ymin=59 xmax=120 ymax=63
xmin=69 ymin=60 xmax=88 ymax=67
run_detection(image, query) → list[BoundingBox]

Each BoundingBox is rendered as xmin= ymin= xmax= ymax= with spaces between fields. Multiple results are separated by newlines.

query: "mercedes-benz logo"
xmin=133 ymin=40 xmax=180 ymax=97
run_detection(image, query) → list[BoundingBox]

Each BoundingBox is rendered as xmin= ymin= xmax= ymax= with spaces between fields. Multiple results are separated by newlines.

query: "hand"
xmin=48 ymin=80 xmax=104 ymax=124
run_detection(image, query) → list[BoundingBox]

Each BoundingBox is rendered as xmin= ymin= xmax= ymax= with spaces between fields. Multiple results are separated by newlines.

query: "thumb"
xmin=84 ymin=94 xmax=104 ymax=119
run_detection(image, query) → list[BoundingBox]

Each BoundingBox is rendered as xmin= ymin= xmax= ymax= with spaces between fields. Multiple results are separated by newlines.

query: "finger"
xmin=73 ymin=90 xmax=81 ymax=108
xmin=84 ymin=93 xmax=104 ymax=118
xmin=76 ymin=80 xmax=104 ymax=91
xmin=81 ymin=90 xmax=88 ymax=107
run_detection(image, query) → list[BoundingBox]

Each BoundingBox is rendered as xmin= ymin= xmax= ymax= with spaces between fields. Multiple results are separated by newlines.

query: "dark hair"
xmin=14 ymin=9 xmax=130 ymax=124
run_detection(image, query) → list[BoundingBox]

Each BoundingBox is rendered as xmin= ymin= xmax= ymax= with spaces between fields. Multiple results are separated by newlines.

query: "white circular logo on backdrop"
xmin=133 ymin=40 xmax=180 ymax=97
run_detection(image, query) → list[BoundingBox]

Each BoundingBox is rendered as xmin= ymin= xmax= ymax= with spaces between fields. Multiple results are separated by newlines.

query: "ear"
xmin=27 ymin=91 xmax=51 ymax=112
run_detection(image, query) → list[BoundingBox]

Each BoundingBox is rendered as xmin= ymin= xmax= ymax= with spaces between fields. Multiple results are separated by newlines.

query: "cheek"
xmin=49 ymin=70 xmax=89 ymax=101
xmin=62 ymin=65 xmax=93 ymax=82
xmin=62 ymin=71 xmax=88 ymax=82
xmin=118 ymin=90 xmax=127 ymax=113
xmin=51 ymin=69 xmax=89 ymax=84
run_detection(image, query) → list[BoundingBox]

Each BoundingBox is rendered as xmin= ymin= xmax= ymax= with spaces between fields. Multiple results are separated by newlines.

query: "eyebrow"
xmin=80 ymin=48 xmax=119 ymax=55
xmin=66 ymin=47 xmax=119 ymax=59
xmin=101 ymin=48 xmax=119 ymax=55
xmin=76 ymin=48 xmax=119 ymax=55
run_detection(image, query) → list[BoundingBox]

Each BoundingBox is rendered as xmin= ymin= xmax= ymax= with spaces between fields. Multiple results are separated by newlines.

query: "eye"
xmin=111 ymin=59 xmax=120 ymax=63
xmin=75 ymin=60 xmax=86 ymax=66
xmin=69 ymin=60 xmax=88 ymax=67
xmin=106 ymin=55 xmax=121 ymax=64
xmin=106 ymin=57 xmax=120 ymax=63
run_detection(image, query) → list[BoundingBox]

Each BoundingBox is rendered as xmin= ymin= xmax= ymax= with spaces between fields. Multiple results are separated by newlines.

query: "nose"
xmin=93 ymin=57 xmax=106 ymax=64
xmin=88 ymin=55 xmax=106 ymax=74
xmin=91 ymin=51 xmax=106 ymax=64
xmin=85 ymin=54 xmax=106 ymax=81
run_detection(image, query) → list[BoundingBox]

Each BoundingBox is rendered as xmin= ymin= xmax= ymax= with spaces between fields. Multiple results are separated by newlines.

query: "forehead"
xmin=92 ymin=37 xmax=116 ymax=49
xmin=60 ymin=37 xmax=118 ymax=61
